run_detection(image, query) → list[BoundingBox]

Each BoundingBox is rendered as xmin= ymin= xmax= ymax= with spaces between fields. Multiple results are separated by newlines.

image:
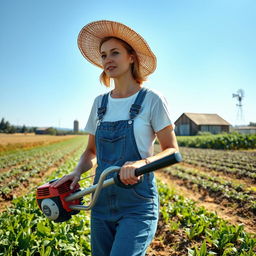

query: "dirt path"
xmin=155 ymin=171 xmax=256 ymax=234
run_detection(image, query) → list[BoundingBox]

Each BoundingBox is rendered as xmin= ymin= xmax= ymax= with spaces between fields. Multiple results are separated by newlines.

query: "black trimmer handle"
xmin=114 ymin=152 xmax=182 ymax=188
xmin=135 ymin=152 xmax=182 ymax=176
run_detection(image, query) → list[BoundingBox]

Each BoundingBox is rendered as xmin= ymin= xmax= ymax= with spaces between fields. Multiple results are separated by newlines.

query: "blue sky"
xmin=0 ymin=0 xmax=255 ymax=129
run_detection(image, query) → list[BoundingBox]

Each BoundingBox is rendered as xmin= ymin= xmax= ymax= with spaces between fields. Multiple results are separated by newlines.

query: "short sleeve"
xmin=150 ymin=94 xmax=173 ymax=133
xmin=84 ymin=97 xmax=99 ymax=135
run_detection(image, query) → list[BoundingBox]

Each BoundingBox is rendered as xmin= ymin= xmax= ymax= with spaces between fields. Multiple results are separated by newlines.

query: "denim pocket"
xmin=131 ymin=187 xmax=154 ymax=202
xmin=99 ymin=135 xmax=126 ymax=164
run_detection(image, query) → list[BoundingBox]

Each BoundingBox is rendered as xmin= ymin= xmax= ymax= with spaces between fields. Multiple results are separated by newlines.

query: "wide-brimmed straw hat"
xmin=77 ymin=20 xmax=157 ymax=77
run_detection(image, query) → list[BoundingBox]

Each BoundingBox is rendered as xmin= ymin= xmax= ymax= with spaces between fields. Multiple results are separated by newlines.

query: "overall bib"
xmin=91 ymin=88 xmax=159 ymax=256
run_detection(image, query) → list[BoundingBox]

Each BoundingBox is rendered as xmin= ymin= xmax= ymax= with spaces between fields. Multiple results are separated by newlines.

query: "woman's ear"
xmin=129 ymin=54 xmax=134 ymax=64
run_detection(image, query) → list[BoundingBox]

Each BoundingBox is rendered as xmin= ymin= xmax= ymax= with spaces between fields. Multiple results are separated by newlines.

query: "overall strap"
xmin=129 ymin=87 xmax=148 ymax=120
xmin=97 ymin=93 xmax=109 ymax=121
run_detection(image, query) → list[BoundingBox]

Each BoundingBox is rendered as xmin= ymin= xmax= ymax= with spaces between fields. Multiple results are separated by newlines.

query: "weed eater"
xmin=36 ymin=152 xmax=182 ymax=222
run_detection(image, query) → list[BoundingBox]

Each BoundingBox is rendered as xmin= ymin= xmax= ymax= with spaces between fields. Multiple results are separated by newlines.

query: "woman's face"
xmin=100 ymin=38 xmax=134 ymax=78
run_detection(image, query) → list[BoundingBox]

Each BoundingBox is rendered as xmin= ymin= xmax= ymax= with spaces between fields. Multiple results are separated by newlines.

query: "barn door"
xmin=180 ymin=124 xmax=190 ymax=136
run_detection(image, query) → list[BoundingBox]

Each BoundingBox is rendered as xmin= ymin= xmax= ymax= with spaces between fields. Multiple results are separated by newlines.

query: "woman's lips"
xmin=107 ymin=66 xmax=116 ymax=71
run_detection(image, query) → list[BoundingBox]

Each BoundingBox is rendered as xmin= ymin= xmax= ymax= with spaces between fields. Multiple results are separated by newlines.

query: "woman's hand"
xmin=119 ymin=159 xmax=147 ymax=185
xmin=49 ymin=171 xmax=81 ymax=190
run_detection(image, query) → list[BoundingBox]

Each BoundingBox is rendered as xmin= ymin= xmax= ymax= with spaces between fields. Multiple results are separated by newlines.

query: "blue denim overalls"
xmin=90 ymin=88 xmax=159 ymax=256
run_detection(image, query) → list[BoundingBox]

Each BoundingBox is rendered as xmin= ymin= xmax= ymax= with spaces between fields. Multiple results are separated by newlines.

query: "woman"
xmin=52 ymin=20 xmax=179 ymax=256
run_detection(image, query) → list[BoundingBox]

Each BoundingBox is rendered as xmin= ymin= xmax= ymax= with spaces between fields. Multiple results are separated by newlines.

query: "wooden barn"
xmin=35 ymin=127 xmax=51 ymax=135
xmin=174 ymin=113 xmax=231 ymax=136
xmin=233 ymin=126 xmax=256 ymax=134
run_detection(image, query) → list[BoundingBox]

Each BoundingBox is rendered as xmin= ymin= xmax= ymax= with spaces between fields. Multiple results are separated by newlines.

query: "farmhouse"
xmin=233 ymin=126 xmax=256 ymax=135
xmin=174 ymin=113 xmax=231 ymax=136
xmin=35 ymin=127 xmax=52 ymax=135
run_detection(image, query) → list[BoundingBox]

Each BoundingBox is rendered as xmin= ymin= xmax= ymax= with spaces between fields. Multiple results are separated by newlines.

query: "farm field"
xmin=0 ymin=133 xmax=76 ymax=152
xmin=154 ymin=144 xmax=256 ymax=234
xmin=0 ymin=134 xmax=255 ymax=255
xmin=0 ymin=135 xmax=86 ymax=212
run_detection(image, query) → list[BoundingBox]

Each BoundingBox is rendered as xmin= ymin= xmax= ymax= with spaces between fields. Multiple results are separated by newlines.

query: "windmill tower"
xmin=232 ymin=89 xmax=244 ymax=125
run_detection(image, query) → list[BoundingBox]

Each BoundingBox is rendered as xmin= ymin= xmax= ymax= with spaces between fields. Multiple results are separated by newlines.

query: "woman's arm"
xmin=51 ymin=134 xmax=97 ymax=189
xmin=119 ymin=125 xmax=178 ymax=185
xmin=146 ymin=125 xmax=179 ymax=163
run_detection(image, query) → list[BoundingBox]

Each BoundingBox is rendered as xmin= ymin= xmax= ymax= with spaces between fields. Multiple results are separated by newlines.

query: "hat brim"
xmin=77 ymin=20 xmax=157 ymax=77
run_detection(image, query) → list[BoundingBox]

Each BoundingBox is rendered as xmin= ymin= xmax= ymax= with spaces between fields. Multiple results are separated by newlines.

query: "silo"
xmin=73 ymin=120 xmax=79 ymax=133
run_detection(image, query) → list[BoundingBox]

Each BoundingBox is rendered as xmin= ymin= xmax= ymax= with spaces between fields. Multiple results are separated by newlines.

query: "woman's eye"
xmin=101 ymin=52 xmax=119 ymax=59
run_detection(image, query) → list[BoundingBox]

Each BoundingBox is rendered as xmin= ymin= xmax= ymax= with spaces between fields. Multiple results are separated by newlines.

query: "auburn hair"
xmin=99 ymin=37 xmax=147 ymax=87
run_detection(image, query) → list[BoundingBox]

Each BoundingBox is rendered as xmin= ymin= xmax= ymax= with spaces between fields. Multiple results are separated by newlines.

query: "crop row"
xmin=3 ymin=179 xmax=254 ymax=255
xmin=157 ymin=181 xmax=256 ymax=255
xmin=163 ymin=165 xmax=256 ymax=213
xmin=0 ymin=137 xmax=86 ymax=200
xmin=0 ymin=154 xmax=255 ymax=254
xmin=177 ymin=132 xmax=256 ymax=150
xmin=0 ymin=137 xmax=84 ymax=170
xmin=179 ymin=147 xmax=256 ymax=181
xmin=0 ymin=134 xmax=255 ymax=255
xmin=0 ymin=141 xmax=92 ymax=256
xmin=0 ymin=138 xmax=83 ymax=183
xmin=0 ymin=177 xmax=255 ymax=255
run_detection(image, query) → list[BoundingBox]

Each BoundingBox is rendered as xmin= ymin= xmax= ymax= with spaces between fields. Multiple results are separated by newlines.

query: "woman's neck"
xmin=111 ymin=76 xmax=141 ymax=98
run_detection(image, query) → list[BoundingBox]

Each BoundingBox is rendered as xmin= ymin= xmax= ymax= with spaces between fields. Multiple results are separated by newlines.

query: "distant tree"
xmin=56 ymin=129 xmax=66 ymax=136
xmin=0 ymin=118 xmax=8 ymax=131
xmin=249 ymin=122 xmax=256 ymax=127
xmin=5 ymin=121 xmax=11 ymax=131
xmin=0 ymin=118 xmax=46 ymax=134
xmin=46 ymin=127 xmax=57 ymax=135
xmin=8 ymin=125 xmax=16 ymax=134
xmin=14 ymin=126 xmax=21 ymax=133
xmin=28 ymin=127 xmax=36 ymax=133
xmin=21 ymin=125 xmax=28 ymax=133
xmin=0 ymin=118 xmax=5 ymax=131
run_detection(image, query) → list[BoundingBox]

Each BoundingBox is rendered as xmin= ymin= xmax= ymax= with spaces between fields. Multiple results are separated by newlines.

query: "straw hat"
xmin=77 ymin=20 xmax=157 ymax=77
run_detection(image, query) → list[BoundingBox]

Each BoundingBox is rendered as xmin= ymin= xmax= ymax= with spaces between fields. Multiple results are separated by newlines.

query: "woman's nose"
xmin=103 ymin=56 xmax=114 ymax=67
xmin=105 ymin=54 xmax=113 ymax=63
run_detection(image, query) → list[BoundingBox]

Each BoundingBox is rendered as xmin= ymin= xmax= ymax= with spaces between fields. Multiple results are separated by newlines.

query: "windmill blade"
xmin=237 ymin=89 xmax=245 ymax=98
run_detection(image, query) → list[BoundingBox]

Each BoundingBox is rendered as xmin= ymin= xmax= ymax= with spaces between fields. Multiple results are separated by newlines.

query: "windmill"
xmin=232 ymin=89 xmax=244 ymax=125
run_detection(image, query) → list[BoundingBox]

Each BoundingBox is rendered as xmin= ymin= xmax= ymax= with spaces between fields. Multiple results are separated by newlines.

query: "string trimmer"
xmin=36 ymin=152 xmax=182 ymax=222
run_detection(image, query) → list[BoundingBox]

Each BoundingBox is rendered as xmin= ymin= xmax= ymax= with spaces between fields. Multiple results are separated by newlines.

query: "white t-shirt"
xmin=84 ymin=87 xmax=173 ymax=159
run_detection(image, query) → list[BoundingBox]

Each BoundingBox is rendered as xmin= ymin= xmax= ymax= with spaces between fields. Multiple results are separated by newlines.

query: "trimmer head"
xmin=36 ymin=179 xmax=82 ymax=222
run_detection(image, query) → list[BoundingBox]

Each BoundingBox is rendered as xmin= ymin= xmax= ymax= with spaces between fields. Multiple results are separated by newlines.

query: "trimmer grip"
xmin=114 ymin=152 xmax=182 ymax=189
xmin=113 ymin=172 xmax=143 ymax=189
xmin=134 ymin=152 xmax=182 ymax=177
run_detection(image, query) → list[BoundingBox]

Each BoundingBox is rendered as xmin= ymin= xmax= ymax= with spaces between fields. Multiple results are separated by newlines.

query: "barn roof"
xmin=182 ymin=113 xmax=231 ymax=125
xmin=235 ymin=126 xmax=256 ymax=130
xmin=35 ymin=127 xmax=51 ymax=131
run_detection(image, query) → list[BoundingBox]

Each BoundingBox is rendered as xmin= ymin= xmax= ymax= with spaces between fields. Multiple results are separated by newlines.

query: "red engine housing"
xmin=36 ymin=179 xmax=81 ymax=222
